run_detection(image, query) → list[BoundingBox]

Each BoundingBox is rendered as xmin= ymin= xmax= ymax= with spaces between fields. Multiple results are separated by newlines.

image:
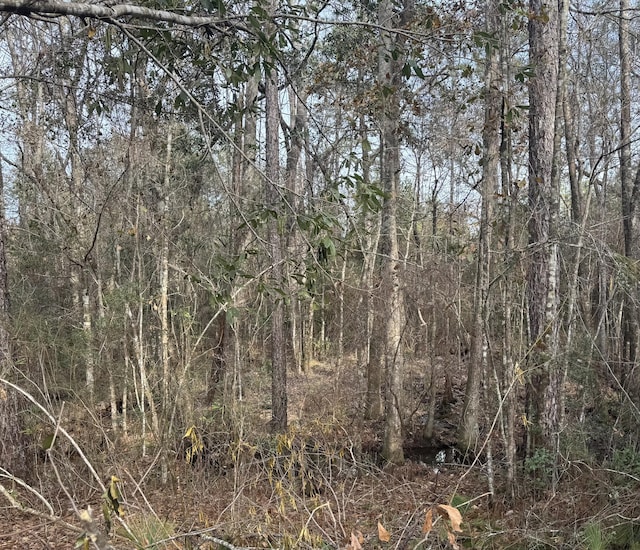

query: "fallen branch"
xmin=0 ymin=479 xmax=81 ymax=534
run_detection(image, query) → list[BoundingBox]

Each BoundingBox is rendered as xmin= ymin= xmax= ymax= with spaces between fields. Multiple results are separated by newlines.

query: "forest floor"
xmin=1 ymin=355 xmax=639 ymax=549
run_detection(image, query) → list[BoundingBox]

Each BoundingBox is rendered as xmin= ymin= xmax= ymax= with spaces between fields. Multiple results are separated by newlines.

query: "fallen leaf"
xmin=437 ymin=504 xmax=463 ymax=532
xmin=422 ymin=508 xmax=433 ymax=534
xmin=346 ymin=531 xmax=362 ymax=550
xmin=378 ymin=521 xmax=391 ymax=542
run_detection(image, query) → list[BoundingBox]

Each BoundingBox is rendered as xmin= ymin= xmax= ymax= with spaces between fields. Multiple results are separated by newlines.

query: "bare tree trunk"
xmin=499 ymin=13 xmax=518 ymax=494
xmin=335 ymin=256 xmax=347 ymax=386
xmin=54 ymin=23 xmax=94 ymax=402
xmin=219 ymin=70 xmax=260 ymax=421
xmin=378 ymin=0 xmax=412 ymax=465
xmin=527 ymin=0 xmax=560 ymax=449
xmin=265 ymin=50 xmax=287 ymax=433
xmin=159 ymin=129 xmax=172 ymax=484
xmin=619 ymin=0 xmax=640 ymax=373
xmin=361 ymin=133 xmax=383 ymax=419
xmin=284 ymin=86 xmax=307 ymax=374
xmin=459 ymin=0 xmax=500 ymax=454
xmin=420 ymin=308 xmax=437 ymax=441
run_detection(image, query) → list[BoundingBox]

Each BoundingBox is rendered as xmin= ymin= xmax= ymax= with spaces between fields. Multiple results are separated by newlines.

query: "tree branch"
xmin=0 ymin=0 xmax=236 ymax=27
xmin=0 ymin=0 xmax=436 ymax=42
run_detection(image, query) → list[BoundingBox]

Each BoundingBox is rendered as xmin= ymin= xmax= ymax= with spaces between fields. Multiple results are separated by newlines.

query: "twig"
xmin=0 ymin=481 xmax=80 ymax=534
xmin=295 ymin=501 xmax=331 ymax=547
xmin=200 ymin=535 xmax=255 ymax=550
xmin=0 ymin=466 xmax=55 ymax=516
xmin=0 ymin=377 xmax=106 ymax=493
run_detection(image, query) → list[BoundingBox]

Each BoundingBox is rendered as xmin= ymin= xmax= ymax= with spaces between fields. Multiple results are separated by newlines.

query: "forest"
xmin=0 ymin=0 xmax=639 ymax=548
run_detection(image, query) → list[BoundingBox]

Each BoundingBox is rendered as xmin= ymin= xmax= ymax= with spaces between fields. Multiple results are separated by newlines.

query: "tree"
xmin=619 ymin=0 xmax=640 ymax=372
xmin=0 ymin=163 xmax=25 ymax=478
xmin=526 ymin=0 xmax=560 ymax=451
xmin=459 ymin=0 xmax=501 ymax=457
xmin=377 ymin=0 xmax=414 ymax=465
xmin=264 ymin=2 xmax=287 ymax=434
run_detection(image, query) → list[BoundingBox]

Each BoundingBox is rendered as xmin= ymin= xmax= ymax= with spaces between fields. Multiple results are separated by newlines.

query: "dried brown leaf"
xmin=437 ymin=504 xmax=463 ymax=532
xmin=346 ymin=531 xmax=363 ymax=550
xmin=422 ymin=508 xmax=433 ymax=534
xmin=377 ymin=521 xmax=391 ymax=542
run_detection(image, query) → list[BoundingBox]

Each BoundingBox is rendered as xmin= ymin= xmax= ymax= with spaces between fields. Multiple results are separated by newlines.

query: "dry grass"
xmin=1 ymin=358 xmax=639 ymax=549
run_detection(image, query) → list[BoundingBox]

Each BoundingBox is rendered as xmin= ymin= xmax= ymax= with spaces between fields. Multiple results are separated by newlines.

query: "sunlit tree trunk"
xmin=284 ymin=86 xmax=307 ymax=374
xmin=358 ymin=115 xmax=383 ymax=420
xmin=378 ymin=0 xmax=412 ymax=465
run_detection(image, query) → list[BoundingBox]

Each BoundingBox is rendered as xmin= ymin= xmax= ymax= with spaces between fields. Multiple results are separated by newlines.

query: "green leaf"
xmin=201 ymin=0 xmax=226 ymax=14
xmin=174 ymin=91 xmax=188 ymax=109
xmin=41 ymin=432 xmax=54 ymax=451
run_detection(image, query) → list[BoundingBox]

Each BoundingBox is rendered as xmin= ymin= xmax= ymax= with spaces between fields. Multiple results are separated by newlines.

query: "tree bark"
xmin=619 ymin=0 xmax=640 ymax=371
xmin=0 ymin=163 xmax=26 ymax=478
xmin=459 ymin=0 xmax=500 ymax=454
xmin=265 ymin=42 xmax=287 ymax=434
xmin=378 ymin=0 xmax=412 ymax=465
xmin=527 ymin=0 xmax=560 ymax=446
xmin=0 ymin=0 xmax=233 ymax=26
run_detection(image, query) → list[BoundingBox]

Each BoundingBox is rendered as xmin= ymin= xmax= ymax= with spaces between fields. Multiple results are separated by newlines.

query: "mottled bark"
xmin=378 ymin=0 xmax=412 ymax=465
xmin=527 ymin=0 xmax=560 ymax=445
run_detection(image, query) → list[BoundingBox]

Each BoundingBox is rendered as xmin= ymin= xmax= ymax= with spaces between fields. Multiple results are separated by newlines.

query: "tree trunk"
xmin=0 ymin=162 xmax=26 ymax=479
xmin=459 ymin=0 xmax=500 ymax=454
xmin=378 ymin=0 xmax=412 ymax=465
xmin=284 ymin=85 xmax=307 ymax=374
xmin=619 ymin=0 xmax=640 ymax=372
xmin=498 ymin=12 xmax=518 ymax=495
xmin=219 ymin=70 xmax=260 ymax=419
xmin=527 ymin=0 xmax=560 ymax=447
xmin=265 ymin=51 xmax=287 ymax=434
xmin=159 ymin=129 xmax=172 ymax=485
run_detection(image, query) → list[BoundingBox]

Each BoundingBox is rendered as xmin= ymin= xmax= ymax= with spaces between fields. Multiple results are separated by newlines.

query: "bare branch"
xmin=0 ymin=0 xmax=233 ymax=27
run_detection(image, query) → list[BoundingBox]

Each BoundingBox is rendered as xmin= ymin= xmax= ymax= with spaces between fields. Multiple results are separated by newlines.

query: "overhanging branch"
xmin=0 ymin=0 xmax=236 ymax=26
xmin=0 ymin=0 xmax=432 ymax=42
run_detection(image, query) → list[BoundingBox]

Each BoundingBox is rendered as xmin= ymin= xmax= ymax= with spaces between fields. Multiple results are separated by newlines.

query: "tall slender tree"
xmin=0 ymin=163 xmax=25 ymax=478
xmin=265 ymin=11 xmax=287 ymax=433
xmin=526 ymin=0 xmax=560 ymax=450
xmin=377 ymin=0 xmax=413 ymax=465
xmin=459 ymin=0 xmax=501 ymax=455
xmin=619 ymin=0 xmax=640 ymax=372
